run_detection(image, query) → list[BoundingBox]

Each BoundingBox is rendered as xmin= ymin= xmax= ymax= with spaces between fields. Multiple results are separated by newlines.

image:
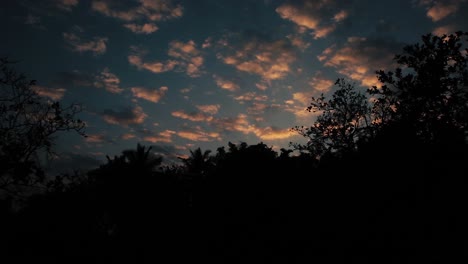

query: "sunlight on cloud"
xmin=276 ymin=0 xmax=347 ymax=39
xmin=168 ymin=40 xmax=204 ymax=77
xmin=92 ymin=0 xmax=183 ymax=32
xmin=123 ymin=23 xmax=158 ymax=34
xmin=143 ymin=130 xmax=176 ymax=143
xmin=196 ymin=104 xmax=220 ymax=115
xmin=432 ymin=25 xmax=456 ymax=36
xmin=94 ymin=68 xmax=124 ymax=94
xmin=171 ymin=110 xmax=214 ymax=122
xmin=309 ymin=73 xmax=334 ymax=92
xmin=32 ymin=86 xmax=66 ymax=100
xmin=218 ymin=38 xmax=296 ymax=81
xmin=131 ymin=86 xmax=168 ymax=103
xmin=55 ymin=0 xmax=79 ymax=11
xmin=102 ymin=105 xmax=147 ymax=127
xmin=213 ymin=74 xmax=239 ymax=91
xmin=63 ymin=32 xmax=107 ymax=55
xmin=418 ymin=0 xmax=464 ymax=22
xmin=121 ymin=133 xmax=136 ymax=140
xmin=177 ymin=126 xmax=221 ymax=142
xmin=319 ymin=37 xmax=399 ymax=87
xmin=85 ymin=133 xmax=106 ymax=143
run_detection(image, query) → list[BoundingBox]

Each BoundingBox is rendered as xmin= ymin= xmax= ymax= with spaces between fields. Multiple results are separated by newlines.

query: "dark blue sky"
xmin=1 ymin=0 xmax=466 ymax=170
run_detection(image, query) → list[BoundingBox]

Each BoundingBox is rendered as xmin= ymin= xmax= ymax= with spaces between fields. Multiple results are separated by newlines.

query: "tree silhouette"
xmin=292 ymin=78 xmax=372 ymax=158
xmin=0 ymin=58 xmax=85 ymax=198
xmin=179 ymin=147 xmax=213 ymax=176
xmin=369 ymin=31 xmax=468 ymax=144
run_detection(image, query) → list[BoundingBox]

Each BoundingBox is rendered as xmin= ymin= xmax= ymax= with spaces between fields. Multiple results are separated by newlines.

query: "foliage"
xmin=291 ymin=78 xmax=372 ymax=158
xmin=0 ymin=58 xmax=85 ymax=197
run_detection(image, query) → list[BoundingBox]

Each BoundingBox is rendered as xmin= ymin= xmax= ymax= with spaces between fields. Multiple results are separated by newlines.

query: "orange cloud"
xmin=213 ymin=74 xmax=239 ymax=91
xmin=92 ymin=0 xmax=183 ymax=22
xmin=143 ymin=129 xmax=175 ymax=143
xmin=94 ymin=68 xmax=123 ymax=93
xmin=63 ymin=32 xmax=107 ymax=55
xmin=276 ymin=0 xmax=347 ymax=39
xmin=128 ymin=52 xmax=178 ymax=73
xmin=85 ymin=133 xmax=106 ymax=143
xmin=218 ymin=38 xmax=296 ymax=81
xmin=171 ymin=110 xmax=213 ymax=122
xmin=168 ymin=40 xmax=204 ymax=77
xmin=123 ymin=23 xmax=158 ymax=34
xmin=102 ymin=105 xmax=147 ymax=126
xmin=131 ymin=86 xmax=168 ymax=103
xmin=55 ymin=0 xmax=79 ymax=11
xmin=319 ymin=37 xmax=399 ymax=87
xmin=234 ymin=92 xmax=268 ymax=103
xmin=432 ymin=25 xmax=456 ymax=36
xmin=121 ymin=133 xmax=136 ymax=140
xmin=196 ymin=104 xmax=220 ymax=114
xmin=177 ymin=126 xmax=221 ymax=142
xmin=309 ymin=73 xmax=334 ymax=92
xmin=253 ymin=126 xmax=295 ymax=140
xmin=418 ymin=0 xmax=464 ymax=22
xmin=32 ymin=86 xmax=66 ymax=100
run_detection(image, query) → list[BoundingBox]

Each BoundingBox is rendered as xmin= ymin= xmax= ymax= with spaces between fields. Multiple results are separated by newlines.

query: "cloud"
xmin=143 ymin=129 xmax=176 ymax=143
xmin=121 ymin=133 xmax=136 ymax=140
xmin=54 ymin=0 xmax=78 ymax=11
xmin=92 ymin=0 xmax=183 ymax=32
xmin=309 ymin=72 xmax=334 ymax=92
xmin=168 ymin=40 xmax=204 ymax=77
xmin=177 ymin=126 xmax=221 ymax=142
xmin=85 ymin=133 xmax=107 ymax=143
xmin=318 ymin=36 xmax=402 ymax=87
xmin=123 ymin=23 xmax=158 ymax=34
xmin=218 ymin=36 xmax=296 ymax=81
xmin=276 ymin=0 xmax=348 ymax=39
xmin=213 ymin=114 xmax=295 ymax=141
xmin=196 ymin=104 xmax=220 ymax=115
xmin=213 ymin=74 xmax=239 ymax=91
xmin=32 ymin=85 xmax=66 ymax=100
xmin=233 ymin=92 xmax=268 ymax=103
xmin=418 ymin=0 xmax=465 ymax=22
xmin=432 ymin=24 xmax=456 ymax=36
xmin=131 ymin=86 xmax=168 ymax=103
xmin=102 ymin=105 xmax=148 ymax=126
xmin=171 ymin=110 xmax=213 ymax=122
xmin=129 ymin=41 xmax=203 ymax=77
xmin=255 ymin=82 xmax=268 ymax=91
xmin=128 ymin=53 xmax=178 ymax=73
xmin=94 ymin=68 xmax=124 ymax=93
xmin=63 ymin=32 xmax=107 ymax=55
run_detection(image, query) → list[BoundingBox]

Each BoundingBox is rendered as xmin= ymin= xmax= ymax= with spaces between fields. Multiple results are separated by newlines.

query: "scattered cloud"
xmin=213 ymin=74 xmax=239 ymax=91
xmin=102 ymin=105 xmax=148 ymax=126
xmin=54 ymin=0 xmax=79 ymax=11
xmin=432 ymin=24 xmax=456 ymax=36
xmin=94 ymin=68 xmax=124 ymax=93
xmin=171 ymin=110 xmax=214 ymax=122
xmin=233 ymin=92 xmax=268 ymax=103
xmin=32 ymin=86 xmax=66 ymax=100
xmin=196 ymin=104 xmax=220 ymax=115
xmin=276 ymin=0 xmax=348 ymax=39
xmin=255 ymin=82 xmax=268 ymax=91
xmin=309 ymin=72 xmax=334 ymax=92
xmin=177 ymin=126 xmax=221 ymax=142
xmin=63 ymin=31 xmax=107 ymax=55
xmin=121 ymin=133 xmax=136 ymax=140
xmin=418 ymin=0 xmax=465 ymax=22
xmin=143 ymin=129 xmax=176 ymax=143
xmin=318 ymin=36 xmax=401 ymax=87
xmin=123 ymin=23 xmax=158 ymax=34
xmin=218 ymin=36 xmax=296 ymax=81
xmin=85 ymin=133 xmax=107 ymax=143
xmin=92 ymin=0 xmax=183 ymax=33
xmin=129 ymin=41 xmax=203 ymax=77
xmin=131 ymin=86 xmax=168 ymax=103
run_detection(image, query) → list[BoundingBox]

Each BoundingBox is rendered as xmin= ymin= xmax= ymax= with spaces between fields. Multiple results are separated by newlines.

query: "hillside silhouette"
xmin=1 ymin=32 xmax=468 ymax=263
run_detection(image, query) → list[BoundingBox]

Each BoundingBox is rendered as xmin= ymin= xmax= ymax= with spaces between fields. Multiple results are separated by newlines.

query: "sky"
xmin=1 ymin=0 xmax=467 ymax=171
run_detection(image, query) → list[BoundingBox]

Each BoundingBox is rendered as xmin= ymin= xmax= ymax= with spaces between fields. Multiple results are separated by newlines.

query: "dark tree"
xmin=0 ymin=59 xmax=85 ymax=197
xmin=369 ymin=31 xmax=468 ymax=144
xmin=291 ymin=78 xmax=372 ymax=158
